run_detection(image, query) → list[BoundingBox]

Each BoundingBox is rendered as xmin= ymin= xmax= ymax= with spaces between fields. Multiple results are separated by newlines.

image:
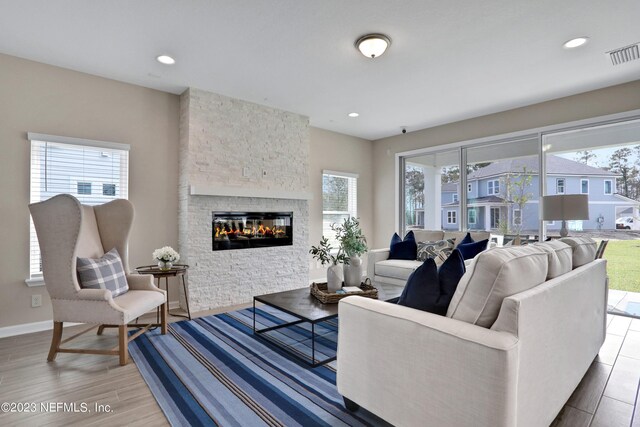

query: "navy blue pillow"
xmin=457 ymin=239 xmax=489 ymax=260
xmin=459 ymin=232 xmax=474 ymax=246
xmin=397 ymin=249 xmax=466 ymax=315
xmin=389 ymin=231 xmax=417 ymax=260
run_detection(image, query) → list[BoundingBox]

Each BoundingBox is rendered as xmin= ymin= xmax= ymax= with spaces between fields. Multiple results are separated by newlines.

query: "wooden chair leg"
xmin=97 ymin=325 xmax=106 ymax=335
xmin=161 ymin=302 xmax=168 ymax=335
xmin=47 ymin=321 xmax=63 ymax=362
xmin=118 ymin=325 xmax=128 ymax=366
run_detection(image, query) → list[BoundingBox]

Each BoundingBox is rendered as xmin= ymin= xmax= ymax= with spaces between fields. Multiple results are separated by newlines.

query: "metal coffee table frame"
xmin=252 ymin=296 xmax=338 ymax=367
xmin=252 ymin=284 xmax=402 ymax=367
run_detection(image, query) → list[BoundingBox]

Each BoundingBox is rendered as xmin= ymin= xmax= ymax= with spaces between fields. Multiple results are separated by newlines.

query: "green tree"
xmin=322 ymin=175 xmax=348 ymax=211
xmin=609 ymin=148 xmax=636 ymax=197
xmin=575 ymin=150 xmax=596 ymax=166
xmin=502 ymin=166 xmax=533 ymax=234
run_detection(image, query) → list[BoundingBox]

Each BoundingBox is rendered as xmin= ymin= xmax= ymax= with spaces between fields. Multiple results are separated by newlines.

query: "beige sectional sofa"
xmin=338 ymin=237 xmax=606 ymax=427
xmin=367 ymin=230 xmax=491 ymax=286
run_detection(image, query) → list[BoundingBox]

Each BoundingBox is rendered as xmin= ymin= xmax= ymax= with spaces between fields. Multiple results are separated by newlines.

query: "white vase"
xmin=327 ymin=264 xmax=344 ymax=292
xmin=343 ymin=256 xmax=363 ymax=287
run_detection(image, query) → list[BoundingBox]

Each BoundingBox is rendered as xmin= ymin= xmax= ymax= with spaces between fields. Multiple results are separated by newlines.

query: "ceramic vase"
xmin=327 ymin=264 xmax=344 ymax=292
xmin=343 ymin=256 xmax=363 ymax=287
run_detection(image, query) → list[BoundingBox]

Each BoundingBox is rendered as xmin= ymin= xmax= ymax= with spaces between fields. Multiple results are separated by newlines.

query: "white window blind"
xmin=29 ymin=133 xmax=130 ymax=277
xmin=322 ymin=170 xmax=358 ymax=249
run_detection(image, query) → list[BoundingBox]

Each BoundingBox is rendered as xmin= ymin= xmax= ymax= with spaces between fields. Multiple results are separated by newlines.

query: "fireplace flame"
xmin=215 ymin=225 xmax=285 ymax=238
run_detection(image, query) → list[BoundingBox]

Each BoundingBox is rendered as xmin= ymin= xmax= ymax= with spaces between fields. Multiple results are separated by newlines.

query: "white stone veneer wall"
xmin=179 ymin=88 xmax=310 ymax=311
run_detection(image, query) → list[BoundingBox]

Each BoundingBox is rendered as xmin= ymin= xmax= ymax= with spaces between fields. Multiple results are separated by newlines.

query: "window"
xmin=447 ymin=210 xmax=457 ymax=224
xmin=452 ymin=193 xmax=458 ymax=203
xmin=29 ymin=133 xmax=129 ymax=278
xmin=322 ymin=170 xmax=357 ymax=248
xmin=467 ymin=183 xmax=472 ymax=192
xmin=490 ymin=207 xmax=501 ymax=229
xmin=581 ymin=179 xmax=589 ymax=194
xmin=556 ymin=178 xmax=565 ymax=194
xmin=513 ymin=209 xmax=522 ymax=226
xmin=103 ymin=183 xmax=116 ymax=196
xmin=77 ymin=182 xmax=92 ymax=195
xmin=487 ymin=179 xmax=500 ymax=195
xmin=468 ymin=208 xmax=477 ymax=225
xmin=604 ymin=180 xmax=613 ymax=195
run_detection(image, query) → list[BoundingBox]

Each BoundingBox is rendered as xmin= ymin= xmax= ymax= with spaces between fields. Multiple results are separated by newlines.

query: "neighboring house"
xmin=440 ymin=155 xmax=639 ymax=232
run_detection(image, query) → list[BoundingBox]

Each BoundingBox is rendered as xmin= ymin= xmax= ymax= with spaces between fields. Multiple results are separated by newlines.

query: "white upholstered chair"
xmin=29 ymin=194 xmax=167 ymax=365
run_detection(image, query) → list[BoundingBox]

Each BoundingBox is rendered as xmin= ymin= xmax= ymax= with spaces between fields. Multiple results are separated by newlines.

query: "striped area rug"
xmin=129 ymin=306 xmax=387 ymax=427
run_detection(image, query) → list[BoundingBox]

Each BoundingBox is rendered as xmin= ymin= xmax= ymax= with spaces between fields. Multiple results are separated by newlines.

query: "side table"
xmin=135 ymin=264 xmax=192 ymax=320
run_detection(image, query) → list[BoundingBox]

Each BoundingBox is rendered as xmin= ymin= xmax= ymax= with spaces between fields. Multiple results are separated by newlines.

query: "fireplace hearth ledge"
xmin=189 ymin=185 xmax=313 ymax=200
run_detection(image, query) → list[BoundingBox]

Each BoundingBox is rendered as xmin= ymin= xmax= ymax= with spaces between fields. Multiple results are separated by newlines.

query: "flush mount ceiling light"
xmin=355 ymin=34 xmax=391 ymax=58
xmin=156 ymin=55 xmax=176 ymax=65
xmin=563 ymin=37 xmax=589 ymax=49
xmin=348 ymin=112 xmax=359 ymax=117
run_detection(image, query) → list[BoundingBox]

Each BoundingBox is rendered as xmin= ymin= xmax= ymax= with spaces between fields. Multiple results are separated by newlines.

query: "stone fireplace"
xmin=178 ymin=88 xmax=310 ymax=312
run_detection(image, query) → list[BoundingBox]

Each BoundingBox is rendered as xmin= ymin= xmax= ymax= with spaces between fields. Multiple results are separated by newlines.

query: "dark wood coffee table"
xmin=253 ymin=282 xmax=403 ymax=367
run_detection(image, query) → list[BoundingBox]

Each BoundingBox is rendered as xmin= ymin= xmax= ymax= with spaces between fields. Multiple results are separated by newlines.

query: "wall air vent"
xmin=607 ymin=43 xmax=640 ymax=65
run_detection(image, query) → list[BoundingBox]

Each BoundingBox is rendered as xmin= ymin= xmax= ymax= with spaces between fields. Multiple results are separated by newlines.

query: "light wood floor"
xmin=1 ymin=310 xmax=639 ymax=426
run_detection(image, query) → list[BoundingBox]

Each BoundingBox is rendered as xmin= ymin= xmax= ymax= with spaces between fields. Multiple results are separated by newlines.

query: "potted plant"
xmin=309 ymin=236 xmax=348 ymax=292
xmin=332 ymin=217 xmax=368 ymax=287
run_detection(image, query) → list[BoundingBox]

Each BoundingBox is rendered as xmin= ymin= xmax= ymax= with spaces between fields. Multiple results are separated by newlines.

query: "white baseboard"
xmin=0 ymin=320 xmax=81 ymax=339
xmin=0 ymin=300 xmax=182 ymax=339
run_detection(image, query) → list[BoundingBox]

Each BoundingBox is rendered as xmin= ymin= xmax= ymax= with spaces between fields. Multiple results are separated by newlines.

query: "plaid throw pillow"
xmin=77 ymin=248 xmax=129 ymax=297
xmin=417 ymin=238 xmax=456 ymax=262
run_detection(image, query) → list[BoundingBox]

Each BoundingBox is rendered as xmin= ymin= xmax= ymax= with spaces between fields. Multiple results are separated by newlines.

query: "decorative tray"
xmin=310 ymin=279 xmax=378 ymax=304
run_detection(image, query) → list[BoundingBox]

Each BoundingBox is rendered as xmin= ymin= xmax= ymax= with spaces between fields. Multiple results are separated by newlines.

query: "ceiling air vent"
xmin=607 ymin=43 xmax=640 ymax=65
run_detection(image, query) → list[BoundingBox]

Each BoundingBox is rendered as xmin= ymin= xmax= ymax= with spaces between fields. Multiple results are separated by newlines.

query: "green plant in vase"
xmin=331 ymin=217 xmax=368 ymax=287
xmin=310 ymin=236 xmax=348 ymax=292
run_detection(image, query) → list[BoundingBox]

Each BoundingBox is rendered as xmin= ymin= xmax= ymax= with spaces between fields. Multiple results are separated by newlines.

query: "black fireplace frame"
xmin=212 ymin=211 xmax=293 ymax=251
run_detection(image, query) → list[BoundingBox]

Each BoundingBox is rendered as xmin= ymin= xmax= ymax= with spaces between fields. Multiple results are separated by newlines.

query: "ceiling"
xmin=0 ymin=0 xmax=639 ymax=140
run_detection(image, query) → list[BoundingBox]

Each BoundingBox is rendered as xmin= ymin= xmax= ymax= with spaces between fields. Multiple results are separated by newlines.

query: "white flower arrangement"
xmin=153 ymin=246 xmax=180 ymax=263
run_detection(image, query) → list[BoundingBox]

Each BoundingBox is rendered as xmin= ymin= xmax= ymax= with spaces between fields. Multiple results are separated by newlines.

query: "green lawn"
xmin=602 ymin=240 xmax=640 ymax=293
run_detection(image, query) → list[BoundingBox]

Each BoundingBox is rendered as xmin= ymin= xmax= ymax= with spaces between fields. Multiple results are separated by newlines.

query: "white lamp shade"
xmin=542 ymin=194 xmax=589 ymax=220
xmin=356 ymin=34 xmax=390 ymax=58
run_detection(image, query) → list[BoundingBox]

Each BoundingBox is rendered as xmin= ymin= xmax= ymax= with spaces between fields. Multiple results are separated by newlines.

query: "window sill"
xmin=25 ymin=277 xmax=45 ymax=287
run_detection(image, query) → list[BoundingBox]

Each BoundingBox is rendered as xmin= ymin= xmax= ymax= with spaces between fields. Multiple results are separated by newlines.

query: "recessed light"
xmin=563 ymin=37 xmax=589 ymax=49
xmin=156 ymin=55 xmax=176 ymax=65
xmin=348 ymin=112 xmax=359 ymax=118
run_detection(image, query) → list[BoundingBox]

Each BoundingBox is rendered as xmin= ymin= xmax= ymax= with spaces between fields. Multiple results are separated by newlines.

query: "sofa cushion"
xmin=412 ymin=230 xmax=445 ymax=243
xmin=559 ymin=237 xmax=597 ymax=268
xmin=458 ymin=232 xmax=474 ymax=246
xmin=398 ymin=250 xmax=466 ymax=315
xmin=446 ymin=245 xmax=549 ymax=327
xmin=533 ymin=241 xmax=573 ymax=279
xmin=457 ymin=239 xmax=489 ymax=260
xmin=389 ymin=231 xmax=417 ymax=260
xmin=375 ymin=259 xmax=423 ymax=281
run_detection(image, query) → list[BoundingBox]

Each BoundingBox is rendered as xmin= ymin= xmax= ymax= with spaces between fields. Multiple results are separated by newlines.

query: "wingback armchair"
xmin=29 ymin=194 xmax=167 ymax=365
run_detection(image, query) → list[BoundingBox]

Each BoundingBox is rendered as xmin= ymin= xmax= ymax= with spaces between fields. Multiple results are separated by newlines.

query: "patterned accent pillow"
xmin=77 ymin=248 xmax=129 ymax=297
xmin=417 ymin=238 xmax=456 ymax=262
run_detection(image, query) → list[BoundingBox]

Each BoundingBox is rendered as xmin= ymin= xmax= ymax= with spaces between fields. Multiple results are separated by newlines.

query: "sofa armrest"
xmin=337 ymin=297 xmax=519 ymax=427
xmin=367 ymin=248 xmax=390 ymax=279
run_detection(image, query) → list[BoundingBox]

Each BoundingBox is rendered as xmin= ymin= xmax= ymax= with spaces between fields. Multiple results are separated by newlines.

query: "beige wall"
xmin=308 ymin=127 xmax=374 ymax=280
xmin=372 ymin=80 xmax=640 ymax=248
xmin=0 ymin=54 xmax=180 ymax=328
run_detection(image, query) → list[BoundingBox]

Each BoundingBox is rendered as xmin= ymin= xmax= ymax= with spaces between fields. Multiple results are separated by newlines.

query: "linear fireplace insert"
xmin=212 ymin=211 xmax=293 ymax=251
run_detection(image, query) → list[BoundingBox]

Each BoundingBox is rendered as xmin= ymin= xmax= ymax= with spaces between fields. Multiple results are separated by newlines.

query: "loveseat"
xmin=338 ymin=238 xmax=606 ymax=427
xmin=367 ymin=230 xmax=491 ymax=287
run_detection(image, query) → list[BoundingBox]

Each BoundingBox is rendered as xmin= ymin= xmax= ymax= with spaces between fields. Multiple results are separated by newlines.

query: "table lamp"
xmin=542 ymin=194 xmax=589 ymax=237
